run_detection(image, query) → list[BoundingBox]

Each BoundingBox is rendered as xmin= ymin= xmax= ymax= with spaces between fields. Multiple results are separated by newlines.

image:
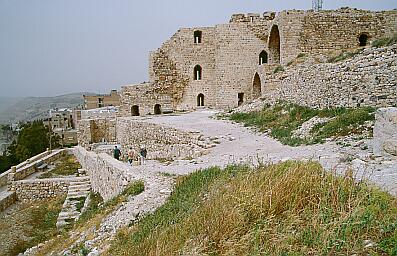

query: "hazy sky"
xmin=0 ymin=0 xmax=395 ymax=97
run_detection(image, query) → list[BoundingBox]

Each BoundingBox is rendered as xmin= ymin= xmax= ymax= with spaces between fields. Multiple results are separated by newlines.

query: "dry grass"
xmin=0 ymin=196 xmax=64 ymax=255
xmin=107 ymin=162 xmax=397 ymax=255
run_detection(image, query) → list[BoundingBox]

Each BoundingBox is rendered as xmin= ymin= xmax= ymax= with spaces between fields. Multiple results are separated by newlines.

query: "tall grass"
xmin=107 ymin=162 xmax=397 ymax=255
xmin=229 ymin=103 xmax=375 ymax=146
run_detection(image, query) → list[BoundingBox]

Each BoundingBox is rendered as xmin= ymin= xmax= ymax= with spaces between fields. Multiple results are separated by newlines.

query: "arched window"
xmin=194 ymin=30 xmax=202 ymax=44
xmin=359 ymin=33 xmax=369 ymax=46
xmin=131 ymin=105 xmax=140 ymax=116
xmin=259 ymin=50 xmax=268 ymax=65
xmin=269 ymin=25 xmax=280 ymax=64
xmin=197 ymin=93 xmax=205 ymax=107
xmin=194 ymin=65 xmax=202 ymax=80
xmin=154 ymin=104 xmax=162 ymax=115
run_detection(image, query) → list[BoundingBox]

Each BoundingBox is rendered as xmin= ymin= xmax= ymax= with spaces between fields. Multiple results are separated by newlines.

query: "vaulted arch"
xmin=269 ymin=25 xmax=280 ymax=64
xmin=253 ymin=73 xmax=261 ymax=99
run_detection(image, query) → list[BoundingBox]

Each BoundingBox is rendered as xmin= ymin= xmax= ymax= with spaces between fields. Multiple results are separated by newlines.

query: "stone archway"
xmin=154 ymin=104 xmax=162 ymax=115
xmin=131 ymin=105 xmax=140 ymax=116
xmin=197 ymin=93 xmax=205 ymax=107
xmin=359 ymin=33 xmax=369 ymax=46
xmin=269 ymin=25 xmax=280 ymax=64
xmin=253 ymin=73 xmax=261 ymax=99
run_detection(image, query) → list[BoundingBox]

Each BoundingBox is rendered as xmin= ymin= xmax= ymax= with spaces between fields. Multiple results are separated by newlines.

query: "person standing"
xmin=113 ymin=146 xmax=121 ymax=160
xmin=127 ymin=147 xmax=135 ymax=165
xmin=140 ymin=146 xmax=147 ymax=165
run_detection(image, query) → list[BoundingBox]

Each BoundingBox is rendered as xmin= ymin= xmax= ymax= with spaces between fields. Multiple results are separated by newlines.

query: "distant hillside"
xmin=0 ymin=93 xmax=90 ymax=124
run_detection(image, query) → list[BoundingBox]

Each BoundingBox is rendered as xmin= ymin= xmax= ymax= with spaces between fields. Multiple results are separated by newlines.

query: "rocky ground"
xmin=27 ymin=109 xmax=397 ymax=255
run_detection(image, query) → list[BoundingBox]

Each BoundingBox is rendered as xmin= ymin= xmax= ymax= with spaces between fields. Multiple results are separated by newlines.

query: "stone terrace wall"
xmin=9 ymin=177 xmax=78 ymax=201
xmin=0 ymin=192 xmax=16 ymax=211
xmin=72 ymin=146 xmax=132 ymax=201
xmin=116 ymin=118 xmax=209 ymax=160
xmin=373 ymin=107 xmax=397 ymax=157
xmin=263 ymin=45 xmax=397 ymax=108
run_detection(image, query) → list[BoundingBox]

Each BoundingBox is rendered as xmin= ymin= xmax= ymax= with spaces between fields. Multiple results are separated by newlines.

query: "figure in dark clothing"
xmin=113 ymin=146 xmax=121 ymax=160
xmin=140 ymin=146 xmax=147 ymax=165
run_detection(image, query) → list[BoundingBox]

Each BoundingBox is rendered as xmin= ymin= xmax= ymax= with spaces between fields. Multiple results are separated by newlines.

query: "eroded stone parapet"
xmin=373 ymin=107 xmax=397 ymax=157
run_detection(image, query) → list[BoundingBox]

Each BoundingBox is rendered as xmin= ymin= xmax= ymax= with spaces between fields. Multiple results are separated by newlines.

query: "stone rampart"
xmin=262 ymin=45 xmax=397 ymax=108
xmin=72 ymin=146 xmax=132 ymax=201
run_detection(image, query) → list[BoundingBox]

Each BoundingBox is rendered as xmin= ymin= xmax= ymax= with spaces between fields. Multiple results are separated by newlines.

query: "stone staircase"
xmin=56 ymin=176 xmax=91 ymax=229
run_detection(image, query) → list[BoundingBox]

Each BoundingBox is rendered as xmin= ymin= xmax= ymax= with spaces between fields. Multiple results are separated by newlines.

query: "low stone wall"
xmin=14 ymin=149 xmax=67 ymax=181
xmin=373 ymin=107 xmax=397 ymax=157
xmin=0 ymin=149 xmax=66 ymax=187
xmin=0 ymin=192 xmax=17 ymax=211
xmin=262 ymin=45 xmax=397 ymax=109
xmin=116 ymin=118 xmax=209 ymax=160
xmin=9 ymin=177 xmax=79 ymax=201
xmin=72 ymin=146 xmax=132 ymax=201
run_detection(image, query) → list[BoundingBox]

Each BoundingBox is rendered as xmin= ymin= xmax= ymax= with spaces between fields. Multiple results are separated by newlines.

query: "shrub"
xmin=372 ymin=34 xmax=397 ymax=47
xmin=273 ymin=65 xmax=285 ymax=73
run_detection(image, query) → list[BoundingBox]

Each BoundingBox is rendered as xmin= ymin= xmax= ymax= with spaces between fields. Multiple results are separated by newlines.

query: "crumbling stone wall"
xmin=262 ymin=45 xmax=397 ymax=108
xmin=72 ymin=146 xmax=132 ymax=201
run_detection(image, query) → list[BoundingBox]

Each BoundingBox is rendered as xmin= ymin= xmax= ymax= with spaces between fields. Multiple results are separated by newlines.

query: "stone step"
xmin=68 ymin=187 xmax=91 ymax=193
xmin=67 ymin=193 xmax=89 ymax=199
xmin=58 ymin=211 xmax=80 ymax=219
xmin=70 ymin=181 xmax=91 ymax=186
xmin=69 ymin=184 xmax=91 ymax=189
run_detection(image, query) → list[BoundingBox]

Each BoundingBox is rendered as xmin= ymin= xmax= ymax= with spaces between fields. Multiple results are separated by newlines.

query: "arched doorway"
xmin=154 ymin=104 xmax=162 ymax=115
xmin=253 ymin=73 xmax=261 ymax=99
xmin=359 ymin=33 xmax=369 ymax=46
xmin=131 ymin=105 xmax=140 ymax=116
xmin=269 ymin=25 xmax=280 ymax=64
xmin=197 ymin=93 xmax=205 ymax=107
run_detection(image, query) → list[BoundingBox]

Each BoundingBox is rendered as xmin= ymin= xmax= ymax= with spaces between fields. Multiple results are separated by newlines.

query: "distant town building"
xmin=44 ymin=108 xmax=78 ymax=146
xmin=83 ymin=90 xmax=120 ymax=110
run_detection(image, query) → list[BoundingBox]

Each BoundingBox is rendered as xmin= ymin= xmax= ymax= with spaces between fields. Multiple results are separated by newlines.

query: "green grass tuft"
xmin=228 ymin=102 xmax=374 ymax=146
xmin=372 ymin=34 xmax=397 ymax=48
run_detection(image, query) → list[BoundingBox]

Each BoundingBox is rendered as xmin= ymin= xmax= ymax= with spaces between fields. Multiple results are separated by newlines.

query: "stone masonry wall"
xmin=262 ymin=45 xmax=397 ymax=108
xmin=299 ymin=9 xmax=397 ymax=55
xmin=116 ymin=117 xmax=209 ymax=160
xmin=72 ymin=146 xmax=132 ymax=201
xmin=77 ymin=118 xmax=117 ymax=146
xmin=118 ymin=83 xmax=173 ymax=117
xmin=9 ymin=178 xmax=75 ymax=201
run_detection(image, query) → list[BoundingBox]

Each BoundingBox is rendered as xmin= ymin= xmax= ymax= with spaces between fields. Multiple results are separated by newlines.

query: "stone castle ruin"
xmin=119 ymin=8 xmax=397 ymax=116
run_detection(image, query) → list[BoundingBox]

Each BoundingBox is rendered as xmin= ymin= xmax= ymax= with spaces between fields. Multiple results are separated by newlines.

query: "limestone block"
xmin=383 ymin=140 xmax=397 ymax=156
